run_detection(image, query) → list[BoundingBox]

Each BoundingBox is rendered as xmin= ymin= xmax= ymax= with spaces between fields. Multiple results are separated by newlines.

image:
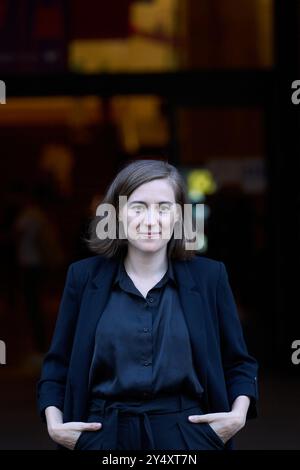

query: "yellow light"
xmin=187 ymin=169 xmax=217 ymax=200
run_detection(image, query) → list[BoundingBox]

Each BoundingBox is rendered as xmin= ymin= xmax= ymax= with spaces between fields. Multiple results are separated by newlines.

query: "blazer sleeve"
xmin=36 ymin=263 xmax=80 ymax=422
xmin=217 ymin=261 xmax=259 ymax=420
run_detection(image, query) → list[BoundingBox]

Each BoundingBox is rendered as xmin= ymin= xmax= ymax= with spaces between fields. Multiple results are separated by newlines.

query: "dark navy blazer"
xmin=37 ymin=254 xmax=259 ymax=449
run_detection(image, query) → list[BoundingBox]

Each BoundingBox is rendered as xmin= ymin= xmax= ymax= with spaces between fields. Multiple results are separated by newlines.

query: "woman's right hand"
xmin=48 ymin=421 xmax=102 ymax=450
xmin=45 ymin=405 xmax=102 ymax=450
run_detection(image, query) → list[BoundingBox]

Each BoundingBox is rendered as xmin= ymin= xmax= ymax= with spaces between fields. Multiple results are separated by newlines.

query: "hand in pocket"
xmin=48 ymin=421 xmax=102 ymax=450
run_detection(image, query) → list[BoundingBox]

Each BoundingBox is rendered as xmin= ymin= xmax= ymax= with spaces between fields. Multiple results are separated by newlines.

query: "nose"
xmin=142 ymin=207 xmax=160 ymax=226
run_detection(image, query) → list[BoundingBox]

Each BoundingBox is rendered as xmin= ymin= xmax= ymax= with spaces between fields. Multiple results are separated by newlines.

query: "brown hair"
xmin=86 ymin=159 xmax=198 ymax=260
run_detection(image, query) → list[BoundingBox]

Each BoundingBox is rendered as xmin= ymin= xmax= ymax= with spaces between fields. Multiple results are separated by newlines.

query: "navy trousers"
xmin=74 ymin=394 xmax=226 ymax=451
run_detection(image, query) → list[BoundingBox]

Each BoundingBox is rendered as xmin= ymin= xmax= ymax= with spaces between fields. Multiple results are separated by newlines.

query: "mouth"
xmin=139 ymin=232 xmax=161 ymax=237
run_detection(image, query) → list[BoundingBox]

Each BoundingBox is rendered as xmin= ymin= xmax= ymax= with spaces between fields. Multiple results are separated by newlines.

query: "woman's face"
xmin=119 ymin=178 xmax=180 ymax=254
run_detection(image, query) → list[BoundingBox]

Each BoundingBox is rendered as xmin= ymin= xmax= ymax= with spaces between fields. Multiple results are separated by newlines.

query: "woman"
xmin=37 ymin=159 xmax=259 ymax=451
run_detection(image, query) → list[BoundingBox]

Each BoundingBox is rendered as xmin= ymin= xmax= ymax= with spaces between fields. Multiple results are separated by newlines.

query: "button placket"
xmin=140 ymin=300 xmax=152 ymax=384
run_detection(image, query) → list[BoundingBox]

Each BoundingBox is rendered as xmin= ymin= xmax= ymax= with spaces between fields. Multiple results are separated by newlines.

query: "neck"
xmin=123 ymin=246 xmax=168 ymax=279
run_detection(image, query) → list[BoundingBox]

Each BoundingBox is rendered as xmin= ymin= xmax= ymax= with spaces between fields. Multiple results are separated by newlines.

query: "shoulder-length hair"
xmin=85 ymin=159 xmax=198 ymax=260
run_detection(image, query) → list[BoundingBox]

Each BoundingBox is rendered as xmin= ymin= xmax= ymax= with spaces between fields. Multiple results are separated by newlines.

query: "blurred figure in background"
xmin=0 ymin=183 xmax=24 ymax=319
xmin=14 ymin=184 xmax=64 ymax=365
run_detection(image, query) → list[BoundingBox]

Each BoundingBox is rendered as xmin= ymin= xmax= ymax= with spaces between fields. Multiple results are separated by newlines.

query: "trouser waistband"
xmin=86 ymin=393 xmax=205 ymax=450
xmin=88 ymin=393 xmax=204 ymax=416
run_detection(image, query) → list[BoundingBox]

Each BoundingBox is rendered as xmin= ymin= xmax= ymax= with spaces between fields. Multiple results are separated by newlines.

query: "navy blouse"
xmin=88 ymin=255 xmax=204 ymax=401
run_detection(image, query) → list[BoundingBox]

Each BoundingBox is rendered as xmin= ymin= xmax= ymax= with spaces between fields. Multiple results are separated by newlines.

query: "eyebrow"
xmin=128 ymin=200 xmax=174 ymax=205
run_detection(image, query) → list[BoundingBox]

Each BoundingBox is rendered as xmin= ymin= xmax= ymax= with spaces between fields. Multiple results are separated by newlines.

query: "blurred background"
xmin=0 ymin=0 xmax=300 ymax=450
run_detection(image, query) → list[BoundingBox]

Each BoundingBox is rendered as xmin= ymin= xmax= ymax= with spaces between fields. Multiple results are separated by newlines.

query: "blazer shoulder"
xmin=190 ymin=254 xmax=221 ymax=270
xmin=68 ymin=255 xmax=107 ymax=285
xmin=188 ymin=254 xmax=223 ymax=282
xmin=70 ymin=254 xmax=106 ymax=270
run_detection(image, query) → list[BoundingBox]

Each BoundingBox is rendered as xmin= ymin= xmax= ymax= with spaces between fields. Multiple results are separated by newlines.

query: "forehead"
xmin=127 ymin=179 xmax=175 ymax=202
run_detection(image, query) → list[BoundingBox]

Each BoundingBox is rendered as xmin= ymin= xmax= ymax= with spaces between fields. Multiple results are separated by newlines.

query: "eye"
xmin=132 ymin=205 xmax=145 ymax=213
xmin=159 ymin=204 xmax=171 ymax=212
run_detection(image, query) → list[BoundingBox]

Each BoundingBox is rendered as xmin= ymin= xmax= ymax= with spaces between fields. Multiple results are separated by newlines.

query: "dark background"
xmin=0 ymin=0 xmax=300 ymax=449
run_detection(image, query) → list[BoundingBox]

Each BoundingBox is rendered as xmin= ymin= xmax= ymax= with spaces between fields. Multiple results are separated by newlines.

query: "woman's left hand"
xmin=188 ymin=410 xmax=246 ymax=444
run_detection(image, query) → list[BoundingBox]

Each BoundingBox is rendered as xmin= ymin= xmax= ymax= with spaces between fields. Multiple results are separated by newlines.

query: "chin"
xmin=128 ymin=240 xmax=163 ymax=251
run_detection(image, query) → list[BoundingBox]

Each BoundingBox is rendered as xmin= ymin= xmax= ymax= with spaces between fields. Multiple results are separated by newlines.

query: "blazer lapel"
xmin=173 ymin=260 xmax=209 ymax=404
xmin=69 ymin=256 xmax=119 ymax=411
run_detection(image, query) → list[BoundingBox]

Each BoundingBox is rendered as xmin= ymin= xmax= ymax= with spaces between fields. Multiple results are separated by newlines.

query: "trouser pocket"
xmin=203 ymin=422 xmax=225 ymax=448
xmin=176 ymin=406 xmax=225 ymax=451
xmin=74 ymin=413 xmax=104 ymax=450
xmin=74 ymin=431 xmax=87 ymax=450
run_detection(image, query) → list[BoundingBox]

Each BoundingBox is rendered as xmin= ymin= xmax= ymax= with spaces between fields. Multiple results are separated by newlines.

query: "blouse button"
xmin=148 ymin=297 xmax=154 ymax=303
xmin=144 ymin=361 xmax=151 ymax=366
xmin=143 ymin=328 xmax=149 ymax=333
